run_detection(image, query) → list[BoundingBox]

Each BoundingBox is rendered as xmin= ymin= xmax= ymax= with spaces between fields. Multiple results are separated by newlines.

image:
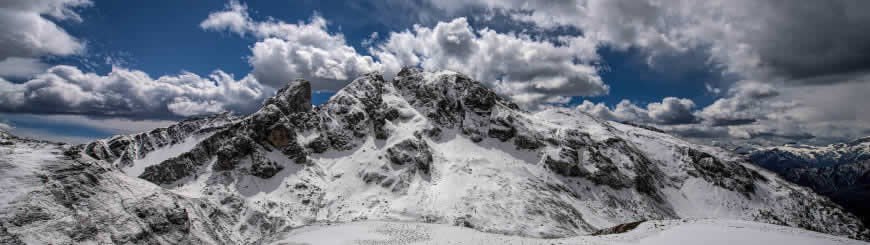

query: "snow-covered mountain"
xmin=749 ymin=137 xmax=870 ymax=172
xmin=1 ymin=68 xmax=867 ymax=244
xmin=270 ymin=219 xmax=866 ymax=245
xmin=749 ymin=139 xmax=870 ymax=225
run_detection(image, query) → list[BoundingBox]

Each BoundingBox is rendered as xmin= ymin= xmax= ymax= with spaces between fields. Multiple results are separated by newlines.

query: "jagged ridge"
xmin=1 ymin=68 xmax=867 ymax=244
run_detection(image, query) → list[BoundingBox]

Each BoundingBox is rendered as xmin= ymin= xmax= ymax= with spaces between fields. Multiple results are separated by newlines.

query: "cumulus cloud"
xmin=0 ymin=65 xmax=270 ymax=119
xmin=705 ymin=83 xmax=721 ymax=95
xmin=202 ymin=2 xmax=610 ymax=108
xmin=655 ymin=79 xmax=870 ymax=146
xmin=199 ymin=0 xmax=251 ymax=35
xmin=577 ymin=99 xmax=647 ymax=123
xmin=0 ymin=57 xmax=49 ymax=79
xmin=576 ymin=97 xmax=696 ymax=125
xmin=647 ymin=97 xmax=697 ymax=125
xmin=372 ymin=17 xmax=608 ymax=107
xmin=427 ymin=0 xmax=870 ymax=85
xmin=580 ymin=80 xmax=864 ymax=145
xmin=431 ymin=0 xmax=870 ymax=146
xmin=361 ymin=32 xmax=379 ymax=47
xmin=747 ymin=81 xmax=870 ymax=145
xmin=0 ymin=0 xmax=90 ymax=69
xmin=661 ymin=124 xmax=730 ymax=139
xmin=201 ymin=1 xmax=382 ymax=91
xmin=697 ymin=81 xmax=784 ymax=126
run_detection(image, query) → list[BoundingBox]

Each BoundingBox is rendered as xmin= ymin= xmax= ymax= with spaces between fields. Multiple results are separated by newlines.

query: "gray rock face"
xmin=265 ymin=79 xmax=313 ymax=114
xmin=83 ymin=112 xmax=236 ymax=170
xmin=386 ymin=137 xmax=433 ymax=176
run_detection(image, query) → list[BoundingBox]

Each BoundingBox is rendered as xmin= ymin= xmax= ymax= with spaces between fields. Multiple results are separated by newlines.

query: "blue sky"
xmin=1 ymin=0 xmax=868 ymax=146
xmin=59 ymin=0 xmax=718 ymax=107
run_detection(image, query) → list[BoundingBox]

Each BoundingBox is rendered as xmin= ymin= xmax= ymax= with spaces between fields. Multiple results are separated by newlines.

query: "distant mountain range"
xmin=748 ymin=137 xmax=870 ymax=224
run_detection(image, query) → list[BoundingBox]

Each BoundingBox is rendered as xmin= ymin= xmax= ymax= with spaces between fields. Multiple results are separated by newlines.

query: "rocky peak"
xmin=82 ymin=110 xmax=236 ymax=170
xmin=264 ymin=79 xmax=312 ymax=114
xmin=397 ymin=66 xmax=422 ymax=77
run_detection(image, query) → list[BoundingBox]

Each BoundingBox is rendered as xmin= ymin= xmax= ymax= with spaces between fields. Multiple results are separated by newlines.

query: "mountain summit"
xmin=1 ymin=68 xmax=867 ymax=244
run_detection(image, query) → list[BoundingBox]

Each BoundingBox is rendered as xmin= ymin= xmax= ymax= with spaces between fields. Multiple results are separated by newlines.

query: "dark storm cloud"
xmin=748 ymin=1 xmax=870 ymax=81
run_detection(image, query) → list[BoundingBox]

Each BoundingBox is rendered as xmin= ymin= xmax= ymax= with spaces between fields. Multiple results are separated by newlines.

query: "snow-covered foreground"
xmin=0 ymin=135 xmax=64 ymax=217
xmin=271 ymin=219 xmax=866 ymax=245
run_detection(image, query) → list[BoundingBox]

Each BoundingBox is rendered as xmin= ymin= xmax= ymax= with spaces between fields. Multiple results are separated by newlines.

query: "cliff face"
xmin=1 ymin=69 xmax=867 ymax=244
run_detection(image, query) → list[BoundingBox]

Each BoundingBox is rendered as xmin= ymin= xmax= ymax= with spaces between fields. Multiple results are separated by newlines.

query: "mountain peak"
xmin=397 ymin=66 xmax=423 ymax=77
xmin=264 ymin=78 xmax=312 ymax=114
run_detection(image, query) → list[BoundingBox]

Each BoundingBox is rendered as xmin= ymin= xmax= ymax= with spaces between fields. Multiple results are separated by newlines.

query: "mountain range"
xmin=0 ymin=68 xmax=866 ymax=244
xmin=749 ymin=138 xmax=870 ymax=225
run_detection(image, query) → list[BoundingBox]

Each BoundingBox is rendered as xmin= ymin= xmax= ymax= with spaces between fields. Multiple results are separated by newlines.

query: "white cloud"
xmin=199 ymin=0 xmax=251 ymax=35
xmin=728 ymin=80 xmax=870 ymax=145
xmin=372 ymin=17 xmax=608 ymax=107
xmin=653 ymin=79 xmax=870 ymax=146
xmin=577 ymin=99 xmax=647 ymax=123
xmin=0 ymin=57 xmax=49 ymax=79
xmin=576 ymin=97 xmax=696 ymax=125
xmin=579 ymin=79 xmax=870 ymax=146
xmin=201 ymin=1 xmax=382 ymax=91
xmin=0 ymin=0 xmax=91 ymax=62
xmin=705 ymin=83 xmax=721 ymax=95
xmin=427 ymin=0 xmax=870 ymax=84
xmin=361 ymin=32 xmax=379 ymax=47
xmin=697 ymin=80 xmax=783 ymax=126
xmin=202 ymin=3 xmax=610 ymax=108
xmin=647 ymin=97 xmax=697 ymax=124
xmin=0 ymin=65 xmax=270 ymax=119
xmin=421 ymin=0 xmax=870 ymax=146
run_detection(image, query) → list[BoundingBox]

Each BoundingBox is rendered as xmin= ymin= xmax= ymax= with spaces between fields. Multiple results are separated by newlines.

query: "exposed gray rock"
xmin=386 ymin=138 xmax=433 ymax=176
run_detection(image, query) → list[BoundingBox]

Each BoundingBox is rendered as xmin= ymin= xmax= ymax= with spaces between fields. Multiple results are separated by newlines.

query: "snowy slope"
xmin=0 ymin=131 xmax=243 ymax=244
xmin=1 ymin=68 xmax=868 ymax=244
xmin=0 ymin=132 xmax=66 ymax=218
xmin=269 ymin=219 xmax=866 ymax=245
